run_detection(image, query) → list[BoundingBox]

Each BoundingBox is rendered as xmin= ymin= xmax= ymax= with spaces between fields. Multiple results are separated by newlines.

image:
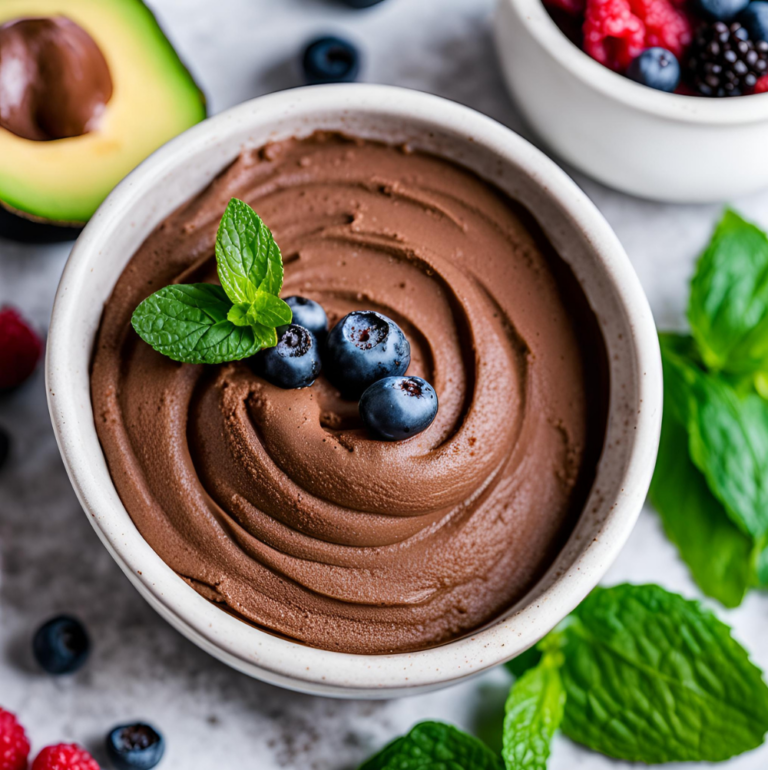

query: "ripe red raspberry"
xmin=583 ymin=0 xmax=646 ymax=71
xmin=629 ymin=0 xmax=692 ymax=59
xmin=0 ymin=307 xmax=43 ymax=391
xmin=31 ymin=745 xmax=98 ymax=770
xmin=754 ymin=74 xmax=768 ymax=93
xmin=0 ymin=708 xmax=30 ymax=770
xmin=583 ymin=0 xmax=691 ymax=72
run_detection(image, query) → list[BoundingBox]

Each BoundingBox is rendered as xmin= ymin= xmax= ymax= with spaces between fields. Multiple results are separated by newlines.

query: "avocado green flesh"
xmin=0 ymin=0 xmax=206 ymax=224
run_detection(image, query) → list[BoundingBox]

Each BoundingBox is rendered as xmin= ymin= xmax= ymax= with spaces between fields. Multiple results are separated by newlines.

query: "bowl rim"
xmin=504 ymin=0 xmax=768 ymax=124
xmin=46 ymin=83 xmax=661 ymax=695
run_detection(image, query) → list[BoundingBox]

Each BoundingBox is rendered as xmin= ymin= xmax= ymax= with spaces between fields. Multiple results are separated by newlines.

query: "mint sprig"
xmin=359 ymin=584 xmax=768 ymax=769
xmin=131 ymin=199 xmax=291 ymax=364
xmin=648 ymin=209 xmax=768 ymax=605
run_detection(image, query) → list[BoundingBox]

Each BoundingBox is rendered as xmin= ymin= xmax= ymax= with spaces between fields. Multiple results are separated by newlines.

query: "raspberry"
xmin=754 ymin=74 xmax=768 ymax=93
xmin=0 ymin=308 xmax=43 ymax=391
xmin=0 ymin=709 xmax=30 ymax=770
xmin=583 ymin=0 xmax=691 ymax=72
xmin=31 ymin=745 xmax=98 ymax=770
xmin=629 ymin=0 xmax=692 ymax=59
xmin=584 ymin=0 xmax=646 ymax=71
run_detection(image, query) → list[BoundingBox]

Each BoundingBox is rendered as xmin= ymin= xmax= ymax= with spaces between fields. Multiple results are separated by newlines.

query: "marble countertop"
xmin=1 ymin=0 xmax=767 ymax=768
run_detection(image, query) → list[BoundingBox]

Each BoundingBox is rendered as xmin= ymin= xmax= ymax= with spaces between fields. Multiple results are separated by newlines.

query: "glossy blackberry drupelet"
xmin=324 ymin=311 xmax=410 ymax=398
xmin=252 ymin=325 xmax=321 ymax=389
xmin=627 ymin=47 xmax=681 ymax=91
xmin=106 ymin=724 xmax=165 ymax=770
xmin=695 ymin=0 xmax=750 ymax=22
xmin=687 ymin=21 xmax=768 ymax=95
xmin=32 ymin=615 xmax=90 ymax=674
xmin=283 ymin=296 xmax=328 ymax=340
xmin=359 ymin=376 xmax=438 ymax=441
xmin=302 ymin=36 xmax=360 ymax=85
xmin=740 ymin=2 xmax=768 ymax=42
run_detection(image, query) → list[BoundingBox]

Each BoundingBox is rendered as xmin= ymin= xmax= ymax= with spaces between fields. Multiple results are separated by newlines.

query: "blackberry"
xmin=687 ymin=21 xmax=768 ymax=96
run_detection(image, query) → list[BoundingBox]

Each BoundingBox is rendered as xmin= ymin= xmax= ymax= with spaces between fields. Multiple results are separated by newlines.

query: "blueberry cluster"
xmin=251 ymin=297 xmax=439 ymax=441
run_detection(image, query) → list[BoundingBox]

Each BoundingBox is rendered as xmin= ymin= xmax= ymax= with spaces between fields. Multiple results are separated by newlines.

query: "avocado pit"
xmin=0 ymin=16 xmax=113 ymax=141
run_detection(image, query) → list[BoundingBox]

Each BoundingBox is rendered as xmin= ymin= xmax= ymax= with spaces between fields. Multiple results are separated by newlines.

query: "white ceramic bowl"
xmin=47 ymin=84 xmax=661 ymax=698
xmin=495 ymin=0 xmax=768 ymax=202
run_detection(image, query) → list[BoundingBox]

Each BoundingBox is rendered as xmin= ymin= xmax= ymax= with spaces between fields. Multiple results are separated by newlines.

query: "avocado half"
xmin=0 ymin=0 xmax=206 ymax=242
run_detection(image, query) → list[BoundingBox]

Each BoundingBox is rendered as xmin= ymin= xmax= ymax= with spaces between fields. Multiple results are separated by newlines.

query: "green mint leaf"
xmin=227 ymin=303 xmax=252 ymax=327
xmin=757 ymin=542 xmax=768 ymax=587
xmin=359 ymin=722 xmax=503 ymax=770
xmin=215 ymin=198 xmax=283 ymax=305
xmin=687 ymin=369 xmax=768 ymax=539
xmin=660 ymin=333 xmax=768 ymax=539
xmin=505 ymin=646 xmax=543 ymax=680
xmin=650 ymin=381 xmax=756 ymax=608
xmin=560 ymin=583 xmax=768 ymax=763
xmin=248 ymin=290 xmax=292 ymax=328
xmin=502 ymin=649 xmax=565 ymax=770
xmin=250 ymin=322 xmax=278 ymax=350
xmin=228 ymin=293 xmax=291 ymax=330
xmin=131 ymin=284 xmax=270 ymax=365
xmin=689 ymin=209 xmax=768 ymax=374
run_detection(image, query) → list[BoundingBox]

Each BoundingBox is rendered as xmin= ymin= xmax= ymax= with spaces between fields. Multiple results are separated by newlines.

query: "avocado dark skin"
xmin=0 ymin=206 xmax=82 ymax=243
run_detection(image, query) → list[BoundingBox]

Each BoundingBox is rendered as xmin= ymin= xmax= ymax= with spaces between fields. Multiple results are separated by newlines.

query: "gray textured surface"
xmin=1 ymin=0 xmax=767 ymax=767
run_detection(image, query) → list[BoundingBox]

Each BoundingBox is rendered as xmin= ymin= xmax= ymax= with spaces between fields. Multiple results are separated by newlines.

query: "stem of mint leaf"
xmin=131 ymin=198 xmax=291 ymax=365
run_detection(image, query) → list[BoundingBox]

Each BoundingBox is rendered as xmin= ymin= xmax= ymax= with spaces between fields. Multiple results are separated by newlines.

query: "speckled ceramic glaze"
xmin=495 ymin=0 xmax=768 ymax=203
xmin=46 ymin=85 xmax=661 ymax=698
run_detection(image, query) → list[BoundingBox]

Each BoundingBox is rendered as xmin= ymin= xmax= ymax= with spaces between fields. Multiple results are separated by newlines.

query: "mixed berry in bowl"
xmin=545 ymin=0 xmax=768 ymax=95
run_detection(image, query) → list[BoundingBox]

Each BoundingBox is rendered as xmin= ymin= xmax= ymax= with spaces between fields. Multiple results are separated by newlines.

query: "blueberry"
xmin=740 ymin=2 xmax=768 ymax=41
xmin=106 ymin=724 xmax=165 ymax=770
xmin=302 ymin=36 xmax=360 ymax=85
xmin=324 ymin=311 xmax=410 ymax=398
xmin=0 ymin=427 xmax=9 ymax=472
xmin=32 ymin=615 xmax=90 ymax=674
xmin=359 ymin=376 xmax=438 ymax=441
xmin=626 ymin=48 xmax=680 ymax=92
xmin=252 ymin=325 xmax=321 ymax=389
xmin=695 ymin=0 xmax=750 ymax=21
xmin=284 ymin=296 xmax=328 ymax=340
xmin=341 ymin=0 xmax=387 ymax=6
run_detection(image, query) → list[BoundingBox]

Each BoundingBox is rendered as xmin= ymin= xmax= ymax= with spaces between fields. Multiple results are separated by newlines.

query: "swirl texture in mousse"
xmin=91 ymin=133 xmax=607 ymax=654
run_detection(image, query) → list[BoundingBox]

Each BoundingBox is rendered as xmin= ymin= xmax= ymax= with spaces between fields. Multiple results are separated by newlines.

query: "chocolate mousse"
xmin=91 ymin=133 xmax=607 ymax=654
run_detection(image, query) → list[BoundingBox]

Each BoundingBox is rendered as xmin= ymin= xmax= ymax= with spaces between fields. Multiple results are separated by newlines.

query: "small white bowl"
xmin=495 ymin=0 xmax=768 ymax=202
xmin=46 ymin=84 xmax=661 ymax=698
